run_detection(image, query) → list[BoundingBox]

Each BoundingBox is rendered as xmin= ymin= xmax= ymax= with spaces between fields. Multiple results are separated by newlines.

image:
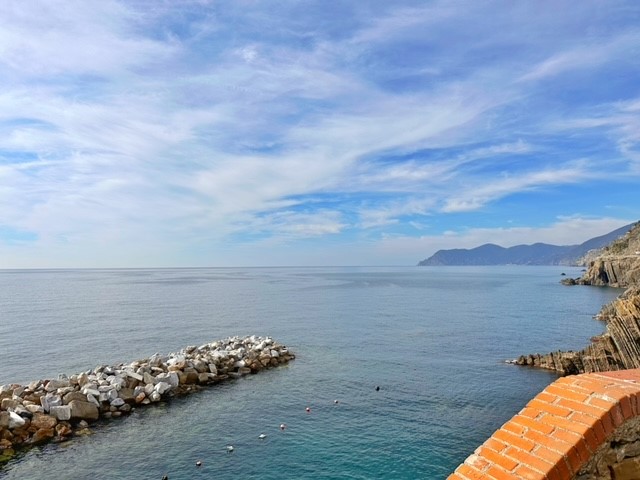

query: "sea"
xmin=0 ymin=266 xmax=624 ymax=479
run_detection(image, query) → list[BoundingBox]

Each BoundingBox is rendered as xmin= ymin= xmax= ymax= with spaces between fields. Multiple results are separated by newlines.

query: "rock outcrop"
xmin=0 ymin=335 xmax=294 ymax=462
xmin=518 ymin=222 xmax=640 ymax=375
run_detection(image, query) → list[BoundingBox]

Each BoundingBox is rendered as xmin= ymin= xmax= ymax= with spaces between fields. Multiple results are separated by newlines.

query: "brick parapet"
xmin=448 ymin=369 xmax=640 ymax=480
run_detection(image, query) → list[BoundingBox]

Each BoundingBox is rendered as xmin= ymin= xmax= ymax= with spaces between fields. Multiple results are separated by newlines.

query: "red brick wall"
xmin=448 ymin=369 xmax=640 ymax=479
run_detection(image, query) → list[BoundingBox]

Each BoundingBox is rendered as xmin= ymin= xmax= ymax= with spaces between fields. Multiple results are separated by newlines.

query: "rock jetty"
xmin=517 ymin=222 xmax=640 ymax=375
xmin=0 ymin=335 xmax=294 ymax=461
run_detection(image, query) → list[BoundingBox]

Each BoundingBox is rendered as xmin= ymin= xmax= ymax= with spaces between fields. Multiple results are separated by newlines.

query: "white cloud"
xmin=0 ymin=1 xmax=176 ymax=77
xmin=237 ymin=209 xmax=347 ymax=238
xmin=442 ymin=162 xmax=595 ymax=213
xmin=1 ymin=1 xmax=639 ymax=267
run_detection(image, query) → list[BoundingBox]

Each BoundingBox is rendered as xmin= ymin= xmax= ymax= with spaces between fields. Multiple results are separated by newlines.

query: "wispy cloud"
xmin=442 ymin=161 xmax=595 ymax=213
xmin=519 ymin=31 xmax=640 ymax=83
xmin=0 ymin=1 xmax=639 ymax=266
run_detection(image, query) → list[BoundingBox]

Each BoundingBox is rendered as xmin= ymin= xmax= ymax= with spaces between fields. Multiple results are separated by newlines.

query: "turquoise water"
xmin=0 ymin=266 xmax=623 ymax=479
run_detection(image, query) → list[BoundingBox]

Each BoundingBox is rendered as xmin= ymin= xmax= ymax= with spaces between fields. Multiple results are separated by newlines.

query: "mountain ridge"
xmin=417 ymin=223 xmax=635 ymax=266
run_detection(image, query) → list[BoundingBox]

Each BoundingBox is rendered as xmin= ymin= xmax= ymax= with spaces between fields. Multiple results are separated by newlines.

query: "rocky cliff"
xmin=517 ymin=222 xmax=640 ymax=374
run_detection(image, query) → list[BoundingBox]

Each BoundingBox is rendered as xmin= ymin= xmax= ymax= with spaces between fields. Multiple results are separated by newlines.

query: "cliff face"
xmin=518 ymin=222 xmax=640 ymax=375
xmin=580 ymin=257 xmax=640 ymax=287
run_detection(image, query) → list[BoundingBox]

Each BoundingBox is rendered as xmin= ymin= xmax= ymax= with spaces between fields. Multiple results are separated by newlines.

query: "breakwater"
xmin=0 ymin=335 xmax=294 ymax=460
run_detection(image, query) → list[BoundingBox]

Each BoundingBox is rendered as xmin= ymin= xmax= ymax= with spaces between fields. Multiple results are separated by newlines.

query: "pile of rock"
xmin=0 ymin=335 xmax=294 ymax=461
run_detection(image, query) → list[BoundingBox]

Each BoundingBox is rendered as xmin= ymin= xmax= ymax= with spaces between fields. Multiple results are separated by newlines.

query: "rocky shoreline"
xmin=516 ymin=222 xmax=640 ymax=375
xmin=0 ymin=335 xmax=294 ymax=462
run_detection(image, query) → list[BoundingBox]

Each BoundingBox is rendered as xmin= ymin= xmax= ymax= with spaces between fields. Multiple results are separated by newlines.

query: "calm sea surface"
xmin=0 ymin=266 xmax=624 ymax=479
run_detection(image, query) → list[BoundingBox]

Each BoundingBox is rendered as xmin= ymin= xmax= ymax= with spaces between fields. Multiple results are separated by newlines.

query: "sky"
xmin=1 ymin=1 xmax=640 ymax=268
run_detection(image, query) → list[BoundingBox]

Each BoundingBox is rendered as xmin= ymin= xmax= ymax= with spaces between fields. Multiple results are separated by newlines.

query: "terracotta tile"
xmin=502 ymin=421 xmax=526 ymax=436
xmin=556 ymin=397 xmax=605 ymax=418
xmin=512 ymin=414 xmax=555 ymax=435
xmin=523 ymin=428 xmax=572 ymax=456
xmin=484 ymin=437 xmax=509 ymax=453
xmin=493 ymin=428 xmax=536 ymax=453
xmin=568 ymin=411 xmax=599 ymax=428
xmin=548 ymin=458 xmax=573 ymax=480
xmin=514 ymin=464 xmax=545 ymax=480
xmin=538 ymin=413 xmax=590 ymax=436
xmin=527 ymin=398 xmax=572 ymax=418
xmin=486 ymin=465 xmax=520 ymax=480
xmin=544 ymin=384 xmax=589 ymax=404
xmin=478 ymin=445 xmax=518 ymax=472
xmin=504 ymin=446 xmax=554 ymax=476
xmin=457 ymin=464 xmax=487 ymax=480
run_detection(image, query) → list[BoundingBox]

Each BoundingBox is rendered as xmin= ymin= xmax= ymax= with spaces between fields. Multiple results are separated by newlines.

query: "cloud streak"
xmin=0 ymin=1 xmax=639 ymax=267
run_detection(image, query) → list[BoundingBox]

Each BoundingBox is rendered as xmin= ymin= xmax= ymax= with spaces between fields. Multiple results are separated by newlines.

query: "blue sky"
xmin=1 ymin=1 xmax=639 ymax=267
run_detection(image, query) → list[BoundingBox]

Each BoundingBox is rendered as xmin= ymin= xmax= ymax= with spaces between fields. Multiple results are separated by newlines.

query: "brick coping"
xmin=448 ymin=369 xmax=640 ymax=480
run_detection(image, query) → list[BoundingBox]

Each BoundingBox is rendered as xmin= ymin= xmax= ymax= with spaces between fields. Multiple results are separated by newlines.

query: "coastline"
xmin=516 ymin=224 xmax=640 ymax=375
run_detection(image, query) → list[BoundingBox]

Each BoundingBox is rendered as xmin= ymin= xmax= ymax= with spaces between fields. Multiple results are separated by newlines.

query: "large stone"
xmin=148 ymin=353 xmax=163 ymax=367
xmin=69 ymin=400 xmax=99 ymax=422
xmin=45 ymin=379 xmax=70 ymax=392
xmin=1 ymin=399 xmax=20 ymax=410
xmin=109 ymin=398 xmax=125 ymax=408
xmin=50 ymin=405 xmax=71 ymax=421
xmin=154 ymin=382 xmax=172 ymax=395
xmin=63 ymin=391 xmax=88 ymax=405
xmin=108 ymin=376 xmax=125 ymax=390
xmin=192 ymin=360 xmax=208 ymax=373
xmin=179 ymin=371 xmax=199 ymax=385
xmin=30 ymin=413 xmax=57 ymax=430
xmin=8 ymin=411 xmax=26 ymax=429
xmin=81 ymin=387 xmax=100 ymax=398
xmin=86 ymin=394 xmax=100 ymax=407
xmin=118 ymin=387 xmax=135 ymax=403
xmin=55 ymin=422 xmax=72 ymax=437
xmin=77 ymin=372 xmax=89 ymax=386
xmin=612 ymin=457 xmax=640 ymax=480
xmin=25 ymin=404 xmax=44 ymax=414
xmin=0 ymin=411 xmax=9 ymax=428
xmin=156 ymin=372 xmax=179 ymax=388
xmin=106 ymin=388 xmax=118 ymax=402
xmin=143 ymin=372 xmax=156 ymax=385
xmin=40 ymin=393 xmax=62 ymax=412
xmin=30 ymin=427 xmax=55 ymax=444
xmin=125 ymin=370 xmax=143 ymax=382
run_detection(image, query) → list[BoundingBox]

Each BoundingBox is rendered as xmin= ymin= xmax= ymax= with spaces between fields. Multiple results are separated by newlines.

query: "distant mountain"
xmin=417 ymin=223 xmax=635 ymax=266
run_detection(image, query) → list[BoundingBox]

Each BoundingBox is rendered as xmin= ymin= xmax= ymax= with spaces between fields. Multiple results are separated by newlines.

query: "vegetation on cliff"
xmin=517 ymin=222 xmax=640 ymax=375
